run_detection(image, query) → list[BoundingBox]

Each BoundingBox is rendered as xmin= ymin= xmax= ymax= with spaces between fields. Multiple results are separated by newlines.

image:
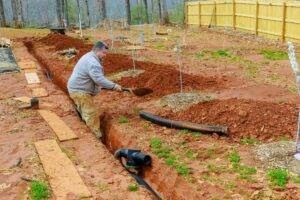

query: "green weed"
xmin=128 ymin=183 xmax=138 ymax=192
xmin=240 ymin=137 xmax=260 ymax=145
xmin=155 ymin=43 xmax=165 ymax=50
xmin=118 ymin=116 xmax=129 ymax=124
xmin=143 ymin=123 xmax=150 ymax=129
xmin=226 ymin=181 xmax=236 ymax=190
xmin=207 ymin=164 xmax=228 ymax=174
xmin=267 ymin=168 xmax=289 ymax=188
xmin=229 ymin=151 xmax=241 ymax=165
xmin=175 ymin=163 xmax=190 ymax=176
xmin=260 ymin=50 xmax=288 ymax=60
xmin=211 ymin=50 xmax=231 ymax=58
xmin=165 ymin=156 xmax=176 ymax=166
xmin=30 ymin=181 xmax=50 ymax=200
xmin=150 ymin=137 xmax=162 ymax=149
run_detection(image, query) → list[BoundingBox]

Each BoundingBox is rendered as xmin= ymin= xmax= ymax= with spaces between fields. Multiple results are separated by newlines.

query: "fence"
xmin=185 ymin=0 xmax=300 ymax=43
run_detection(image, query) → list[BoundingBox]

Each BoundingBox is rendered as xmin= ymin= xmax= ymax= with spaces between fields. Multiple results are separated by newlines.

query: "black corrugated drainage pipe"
xmin=139 ymin=111 xmax=228 ymax=135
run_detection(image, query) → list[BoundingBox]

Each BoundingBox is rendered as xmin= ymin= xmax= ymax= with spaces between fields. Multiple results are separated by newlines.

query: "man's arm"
xmin=88 ymin=65 xmax=121 ymax=90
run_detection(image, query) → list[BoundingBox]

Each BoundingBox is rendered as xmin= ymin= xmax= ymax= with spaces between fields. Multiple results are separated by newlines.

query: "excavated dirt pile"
xmin=25 ymin=33 xmax=231 ymax=97
xmin=163 ymin=98 xmax=298 ymax=141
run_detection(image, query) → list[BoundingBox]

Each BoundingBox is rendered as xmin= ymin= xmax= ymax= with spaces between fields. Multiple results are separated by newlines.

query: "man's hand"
xmin=113 ymin=84 xmax=122 ymax=91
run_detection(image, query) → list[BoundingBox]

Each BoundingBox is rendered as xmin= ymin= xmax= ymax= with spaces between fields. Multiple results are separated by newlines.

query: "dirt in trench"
xmin=162 ymin=98 xmax=298 ymax=141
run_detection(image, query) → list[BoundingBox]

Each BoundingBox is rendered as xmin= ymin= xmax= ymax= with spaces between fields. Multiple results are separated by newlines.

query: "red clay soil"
xmin=163 ymin=98 xmax=298 ymax=141
xmin=25 ymin=34 xmax=231 ymax=97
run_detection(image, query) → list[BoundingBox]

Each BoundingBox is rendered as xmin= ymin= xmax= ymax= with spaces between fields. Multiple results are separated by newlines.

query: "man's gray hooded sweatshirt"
xmin=67 ymin=51 xmax=116 ymax=95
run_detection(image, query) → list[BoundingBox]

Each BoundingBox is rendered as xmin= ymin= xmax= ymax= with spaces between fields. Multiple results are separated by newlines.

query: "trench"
xmin=24 ymin=40 xmax=205 ymax=200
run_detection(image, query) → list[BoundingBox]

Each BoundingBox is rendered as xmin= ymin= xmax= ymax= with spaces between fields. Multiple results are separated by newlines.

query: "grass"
xmin=29 ymin=181 xmax=50 ymax=200
xmin=267 ymin=168 xmax=289 ymax=188
xmin=293 ymin=176 xmax=300 ymax=184
xmin=178 ymin=129 xmax=202 ymax=138
xmin=118 ymin=115 xmax=129 ymax=124
xmin=260 ymin=49 xmax=288 ymax=60
xmin=240 ymin=137 xmax=260 ymax=145
xmin=211 ymin=50 xmax=231 ymax=58
xmin=226 ymin=181 xmax=237 ymax=190
xmin=229 ymin=151 xmax=241 ymax=165
xmin=150 ymin=137 xmax=190 ymax=176
xmin=154 ymin=43 xmax=166 ymax=50
xmin=128 ymin=183 xmax=138 ymax=192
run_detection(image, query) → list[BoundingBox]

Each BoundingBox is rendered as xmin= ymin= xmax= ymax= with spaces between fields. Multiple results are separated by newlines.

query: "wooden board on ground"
xmin=38 ymin=110 xmax=78 ymax=141
xmin=35 ymin=140 xmax=91 ymax=199
xmin=25 ymin=72 xmax=40 ymax=84
xmin=32 ymin=88 xmax=48 ymax=97
xmin=18 ymin=61 xmax=36 ymax=70
xmin=14 ymin=96 xmax=31 ymax=103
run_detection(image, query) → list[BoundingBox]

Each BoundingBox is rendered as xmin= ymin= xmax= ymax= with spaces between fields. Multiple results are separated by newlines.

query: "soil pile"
xmin=117 ymin=64 xmax=229 ymax=97
xmin=164 ymin=98 xmax=298 ymax=141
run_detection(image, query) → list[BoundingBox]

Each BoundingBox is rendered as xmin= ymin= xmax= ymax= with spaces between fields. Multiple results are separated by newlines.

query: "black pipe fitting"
xmin=114 ymin=148 xmax=151 ymax=168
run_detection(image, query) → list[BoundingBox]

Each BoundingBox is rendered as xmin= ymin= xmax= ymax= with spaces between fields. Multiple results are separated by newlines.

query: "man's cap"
xmin=94 ymin=41 xmax=109 ymax=50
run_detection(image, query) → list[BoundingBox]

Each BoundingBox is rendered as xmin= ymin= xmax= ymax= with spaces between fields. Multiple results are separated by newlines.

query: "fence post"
xmin=199 ymin=2 xmax=201 ymax=27
xmin=214 ymin=1 xmax=217 ymax=26
xmin=281 ymin=2 xmax=287 ymax=42
xmin=233 ymin=0 xmax=236 ymax=29
xmin=185 ymin=3 xmax=188 ymax=27
xmin=255 ymin=0 xmax=259 ymax=35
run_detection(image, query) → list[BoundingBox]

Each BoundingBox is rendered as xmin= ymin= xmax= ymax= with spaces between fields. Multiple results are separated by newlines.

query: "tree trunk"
xmin=11 ymin=0 xmax=23 ymax=28
xmin=84 ymin=0 xmax=90 ymax=27
xmin=65 ymin=0 xmax=69 ymax=27
xmin=161 ymin=0 xmax=169 ymax=25
xmin=157 ymin=0 xmax=162 ymax=24
xmin=143 ymin=0 xmax=149 ymax=24
xmin=150 ymin=0 xmax=154 ymax=23
xmin=56 ymin=0 xmax=68 ymax=28
xmin=0 ymin=0 xmax=6 ymax=27
xmin=100 ymin=0 xmax=106 ymax=20
xmin=125 ymin=0 xmax=131 ymax=26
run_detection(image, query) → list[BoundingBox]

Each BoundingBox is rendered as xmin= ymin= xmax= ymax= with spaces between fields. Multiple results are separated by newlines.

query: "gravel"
xmin=253 ymin=141 xmax=300 ymax=175
xmin=107 ymin=69 xmax=144 ymax=81
xmin=159 ymin=92 xmax=213 ymax=112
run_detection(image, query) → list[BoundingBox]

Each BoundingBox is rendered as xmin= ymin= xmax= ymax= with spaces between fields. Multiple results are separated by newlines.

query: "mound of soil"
xmin=163 ymin=98 xmax=298 ymax=141
xmin=117 ymin=64 xmax=229 ymax=97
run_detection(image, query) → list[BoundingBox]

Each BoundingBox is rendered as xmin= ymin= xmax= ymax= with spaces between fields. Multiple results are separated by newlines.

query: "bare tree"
xmin=84 ymin=0 xmax=90 ymax=27
xmin=125 ymin=0 xmax=131 ymax=26
xmin=0 ymin=0 xmax=6 ymax=27
xmin=56 ymin=0 xmax=67 ymax=27
xmin=11 ymin=0 xmax=23 ymax=28
xmin=157 ymin=0 xmax=162 ymax=23
xmin=100 ymin=0 xmax=106 ymax=20
xmin=161 ymin=0 xmax=169 ymax=25
xmin=143 ymin=0 xmax=149 ymax=24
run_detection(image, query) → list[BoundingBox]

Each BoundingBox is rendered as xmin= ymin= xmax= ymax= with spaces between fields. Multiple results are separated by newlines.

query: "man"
xmin=67 ymin=41 xmax=124 ymax=140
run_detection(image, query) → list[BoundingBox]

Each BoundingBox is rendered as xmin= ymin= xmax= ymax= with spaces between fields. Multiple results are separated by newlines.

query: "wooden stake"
xmin=199 ymin=2 xmax=201 ymax=27
xmin=233 ymin=0 xmax=236 ymax=29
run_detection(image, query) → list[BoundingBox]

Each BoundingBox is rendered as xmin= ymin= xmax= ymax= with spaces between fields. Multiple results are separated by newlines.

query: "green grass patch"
xmin=229 ymin=151 xmax=241 ymax=165
xmin=154 ymin=43 xmax=166 ymax=50
xmin=240 ymin=137 xmax=260 ymax=145
xmin=226 ymin=181 xmax=236 ymax=190
xmin=128 ymin=183 xmax=138 ymax=192
xmin=150 ymin=137 xmax=190 ymax=176
xmin=118 ymin=115 xmax=129 ymax=124
xmin=175 ymin=163 xmax=190 ymax=176
xmin=267 ymin=168 xmax=289 ymax=188
xmin=178 ymin=129 xmax=202 ymax=138
xmin=30 ymin=181 xmax=50 ymax=200
xmin=293 ymin=176 xmax=300 ymax=184
xmin=211 ymin=50 xmax=231 ymax=58
xmin=260 ymin=50 xmax=288 ymax=60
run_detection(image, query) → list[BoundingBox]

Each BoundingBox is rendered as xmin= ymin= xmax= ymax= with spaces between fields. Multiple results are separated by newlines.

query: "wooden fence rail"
xmin=185 ymin=0 xmax=300 ymax=43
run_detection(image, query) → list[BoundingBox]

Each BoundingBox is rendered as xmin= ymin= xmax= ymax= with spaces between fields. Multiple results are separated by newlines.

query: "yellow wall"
xmin=186 ymin=0 xmax=300 ymax=43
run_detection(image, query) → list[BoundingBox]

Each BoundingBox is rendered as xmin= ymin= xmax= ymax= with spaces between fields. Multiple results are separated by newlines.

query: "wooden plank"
xmin=35 ymin=140 xmax=91 ymax=199
xmin=255 ymin=0 xmax=259 ymax=35
xmin=25 ymin=72 xmax=40 ymax=84
xmin=38 ymin=110 xmax=78 ymax=141
xmin=32 ymin=88 xmax=48 ymax=97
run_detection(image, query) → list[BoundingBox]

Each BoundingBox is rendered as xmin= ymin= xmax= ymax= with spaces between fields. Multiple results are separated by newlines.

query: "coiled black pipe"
xmin=139 ymin=111 xmax=228 ymax=135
